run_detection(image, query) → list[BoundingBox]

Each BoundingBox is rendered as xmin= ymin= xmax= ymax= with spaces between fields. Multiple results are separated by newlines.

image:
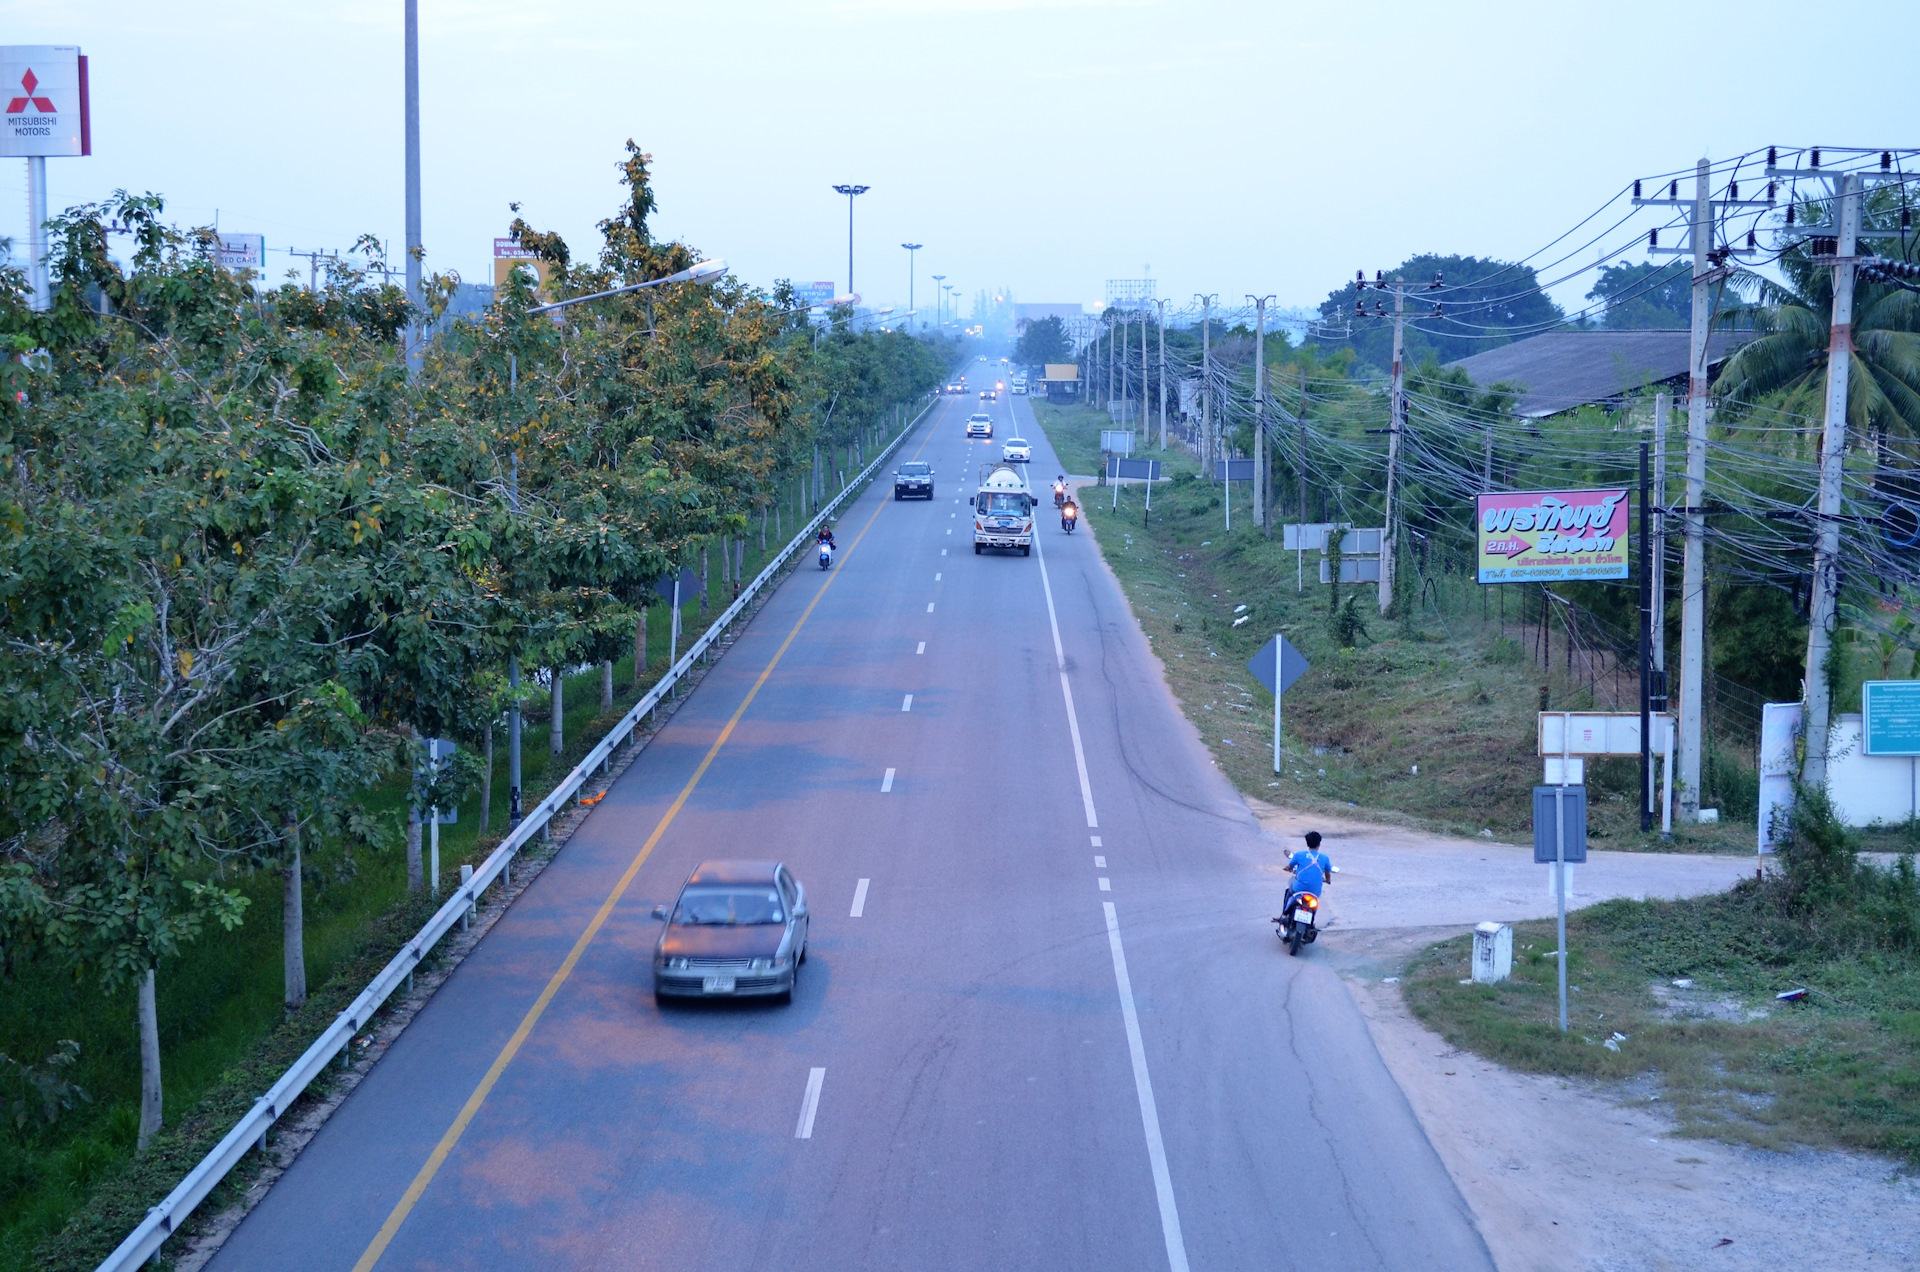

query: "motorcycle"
xmin=1053 ymin=483 xmax=1067 ymax=508
xmin=1061 ymin=503 xmax=1079 ymax=534
xmin=817 ymin=543 xmax=833 ymax=569
xmin=1272 ymin=865 xmax=1338 ymax=956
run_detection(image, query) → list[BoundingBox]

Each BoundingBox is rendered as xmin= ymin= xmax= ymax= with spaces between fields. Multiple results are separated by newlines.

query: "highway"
xmin=206 ymin=370 xmax=1494 ymax=1272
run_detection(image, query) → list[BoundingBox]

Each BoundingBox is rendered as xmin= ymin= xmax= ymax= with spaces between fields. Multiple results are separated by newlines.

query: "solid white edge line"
xmin=1032 ymin=532 xmax=1098 ymax=828
xmin=1103 ymin=902 xmax=1190 ymax=1272
xmin=795 ymin=1067 xmax=826 ymax=1139
xmin=851 ymin=878 xmax=869 ymax=918
xmin=881 ymin=767 xmax=895 ymax=792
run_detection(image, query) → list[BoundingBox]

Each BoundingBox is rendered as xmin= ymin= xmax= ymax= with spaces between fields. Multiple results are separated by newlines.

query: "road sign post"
xmin=1248 ymin=635 xmax=1310 ymax=775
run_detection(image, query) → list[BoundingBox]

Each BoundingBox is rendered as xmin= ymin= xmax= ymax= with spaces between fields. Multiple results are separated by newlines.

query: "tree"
xmin=1586 ymin=261 xmax=1692 ymax=329
xmin=1014 ymin=315 xmax=1070 ymax=368
xmin=1717 ymin=192 xmax=1920 ymax=460
xmin=1312 ymin=254 xmax=1565 ymax=369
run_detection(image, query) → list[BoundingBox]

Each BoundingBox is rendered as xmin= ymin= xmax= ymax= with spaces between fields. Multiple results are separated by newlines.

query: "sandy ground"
xmin=1247 ymin=803 xmax=1920 ymax=1272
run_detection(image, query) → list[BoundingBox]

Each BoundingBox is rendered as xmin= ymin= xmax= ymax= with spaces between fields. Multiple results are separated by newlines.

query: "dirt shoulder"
xmin=1249 ymin=803 xmax=1920 ymax=1272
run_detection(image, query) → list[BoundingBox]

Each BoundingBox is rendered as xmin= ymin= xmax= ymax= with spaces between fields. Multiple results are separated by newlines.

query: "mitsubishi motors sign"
xmin=0 ymin=46 xmax=90 ymax=158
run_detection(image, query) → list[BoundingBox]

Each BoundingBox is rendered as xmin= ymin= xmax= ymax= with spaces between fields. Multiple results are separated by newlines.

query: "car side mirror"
xmin=651 ymin=904 xmax=668 ymax=920
xmin=968 ymin=497 xmax=975 ymax=507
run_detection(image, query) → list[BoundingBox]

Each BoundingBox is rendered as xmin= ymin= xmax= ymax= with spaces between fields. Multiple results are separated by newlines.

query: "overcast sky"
xmin=6 ymin=0 xmax=1916 ymax=321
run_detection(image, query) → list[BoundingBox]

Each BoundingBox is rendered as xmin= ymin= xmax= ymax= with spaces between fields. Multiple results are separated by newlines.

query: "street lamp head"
xmin=676 ymin=258 xmax=728 ymax=287
xmin=833 ymin=184 xmax=871 ymax=197
xmin=833 ymin=293 xmax=860 ymax=307
xmin=901 ymin=242 xmax=922 ymax=251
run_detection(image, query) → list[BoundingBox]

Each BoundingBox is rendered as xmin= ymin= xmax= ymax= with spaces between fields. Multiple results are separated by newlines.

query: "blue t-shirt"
xmin=1287 ymin=848 xmax=1331 ymax=894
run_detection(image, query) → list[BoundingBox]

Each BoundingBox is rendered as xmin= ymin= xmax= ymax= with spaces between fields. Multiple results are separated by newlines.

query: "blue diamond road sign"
xmin=1247 ymin=635 xmax=1310 ymax=697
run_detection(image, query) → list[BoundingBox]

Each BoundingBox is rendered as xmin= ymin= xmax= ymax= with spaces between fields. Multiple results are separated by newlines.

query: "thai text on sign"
xmin=1476 ymin=488 xmax=1630 ymax=584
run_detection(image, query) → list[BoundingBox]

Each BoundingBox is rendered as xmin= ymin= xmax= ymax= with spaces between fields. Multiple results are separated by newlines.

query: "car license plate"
xmin=702 ymin=976 xmax=735 ymax=993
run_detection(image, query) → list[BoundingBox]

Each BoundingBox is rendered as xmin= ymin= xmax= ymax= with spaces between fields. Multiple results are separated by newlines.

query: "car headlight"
xmin=667 ymin=956 xmax=690 ymax=970
xmin=750 ymin=957 xmax=770 ymax=971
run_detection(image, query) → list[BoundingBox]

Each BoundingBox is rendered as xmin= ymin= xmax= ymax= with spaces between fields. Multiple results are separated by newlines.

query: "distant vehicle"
xmin=970 ymin=462 xmax=1038 ymax=556
xmin=1010 ymin=376 xmax=1027 ymax=395
xmin=1002 ymin=437 xmax=1031 ymax=463
xmin=965 ymin=414 xmax=994 ymax=439
xmin=943 ymin=382 xmax=965 ymax=395
xmin=651 ymin=861 xmax=810 ymax=1002
xmin=978 ymin=355 xmax=988 ymax=362
xmin=894 ymin=460 xmax=934 ymax=499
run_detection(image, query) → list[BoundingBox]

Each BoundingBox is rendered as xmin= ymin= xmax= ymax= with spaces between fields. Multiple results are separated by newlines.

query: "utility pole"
xmin=901 ymin=243 xmax=921 ymax=327
xmin=1248 ymin=295 xmax=1275 ymax=533
xmin=1636 ymin=158 xmax=1768 ymax=820
xmin=1107 ymin=313 xmax=1116 ymax=412
xmin=404 ymin=0 xmax=423 ymax=375
xmin=1799 ymin=171 xmax=1863 ymax=788
xmin=1140 ymin=304 xmax=1150 ymax=436
xmin=1652 ymin=391 xmax=1670 ymax=750
xmin=1195 ymin=294 xmax=1217 ymax=478
xmin=1297 ymin=368 xmax=1309 ymax=591
xmin=832 ymin=184 xmax=870 ymax=297
xmin=289 ymin=248 xmax=338 ymax=293
xmin=1380 ymin=279 xmax=1406 ymax=613
xmin=1156 ymin=298 xmax=1168 ymax=450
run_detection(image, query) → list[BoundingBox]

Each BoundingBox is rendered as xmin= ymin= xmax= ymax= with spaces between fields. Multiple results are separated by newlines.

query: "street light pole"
xmin=832 ymin=183 xmax=870 ymax=298
xmin=931 ymin=273 xmax=946 ymax=327
xmin=403 ymin=0 xmax=423 ymax=374
xmin=901 ymin=243 xmax=922 ymax=328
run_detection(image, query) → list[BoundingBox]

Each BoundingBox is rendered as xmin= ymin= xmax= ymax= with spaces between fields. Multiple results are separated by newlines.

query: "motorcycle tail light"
xmin=1300 ymin=894 xmax=1318 ymax=908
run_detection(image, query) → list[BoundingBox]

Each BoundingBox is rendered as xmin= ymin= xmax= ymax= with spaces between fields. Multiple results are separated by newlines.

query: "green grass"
xmin=1028 ymin=399 xmax=1751 ymax=849
xmin=1402 ymin=889 xmax=1920 ymax=1164
xmin=0 ymin=493 xmax=842 ymax=1271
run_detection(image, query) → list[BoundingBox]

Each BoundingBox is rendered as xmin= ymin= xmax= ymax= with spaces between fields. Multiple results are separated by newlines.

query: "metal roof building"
xmin=1444 ymin=328 xmax=1754 ymax=419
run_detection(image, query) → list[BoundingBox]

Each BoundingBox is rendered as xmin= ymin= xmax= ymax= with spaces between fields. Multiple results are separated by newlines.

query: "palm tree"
xmin=1716 ymin=189 xmax=1920 ymax=469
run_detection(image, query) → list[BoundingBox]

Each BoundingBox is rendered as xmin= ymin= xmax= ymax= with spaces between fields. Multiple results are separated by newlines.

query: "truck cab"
xmin=970 ymin=463 xmax=1037 ymax=556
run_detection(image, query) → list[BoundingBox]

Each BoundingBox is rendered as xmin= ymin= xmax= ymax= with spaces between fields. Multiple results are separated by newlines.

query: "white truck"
xmin=970 ymin=462 xmax=1038 ymax=556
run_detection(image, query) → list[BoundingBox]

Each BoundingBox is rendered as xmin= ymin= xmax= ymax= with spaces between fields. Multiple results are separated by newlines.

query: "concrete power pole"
xmin=1800 ymin=171 xmax=1863 ymax=788
xmin=1156 ymin=298 xmax=1168 ymax=450
xmin=1248 ymin=295 xmax=1275 ymax=533
xmin=403 ymin=0 xmax=423 ymax=374
xmin=1379 ymin=281 xmax=1406 ymax=613
xmin=1140 ymin=305 xmax=1150 ymax=438
xmin=1195 ymin=295 xmax=1217 ymax=477
xmin=1633 ymin=158 xmax=1767 ymax=819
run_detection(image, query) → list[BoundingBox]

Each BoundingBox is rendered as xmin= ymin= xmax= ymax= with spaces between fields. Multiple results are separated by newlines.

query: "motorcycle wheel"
xmin=1287 ymin=922 xmax=1305 ymax=956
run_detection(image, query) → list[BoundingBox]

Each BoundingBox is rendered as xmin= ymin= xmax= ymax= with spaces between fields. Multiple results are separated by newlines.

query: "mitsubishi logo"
xmin=7 ymin=70 xmax=56 ymax=115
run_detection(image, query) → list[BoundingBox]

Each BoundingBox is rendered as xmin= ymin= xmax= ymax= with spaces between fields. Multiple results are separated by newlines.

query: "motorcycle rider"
xmin=1052 ymin=475 xmax=1067 ymax=507
xmin=817 ymin=526 xmax=837 ymax=551
xmin=1281 ymin=831 xmax=1332 ymax=918
xmin=1060 ymin=494 xmax=1079 ymax=531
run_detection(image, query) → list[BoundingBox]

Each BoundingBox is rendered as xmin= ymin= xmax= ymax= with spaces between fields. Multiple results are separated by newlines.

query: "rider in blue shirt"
xmin=1284 ymin=831 xmax=1332 ymax=907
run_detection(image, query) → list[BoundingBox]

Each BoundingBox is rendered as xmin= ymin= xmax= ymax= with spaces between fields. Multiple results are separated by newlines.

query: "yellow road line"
xmin=353 ymin=419 xmax=938 ymax=1270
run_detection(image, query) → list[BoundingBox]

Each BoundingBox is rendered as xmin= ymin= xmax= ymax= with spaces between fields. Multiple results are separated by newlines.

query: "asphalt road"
xmin=206 ymin=368 xmax=1494 ymax=1272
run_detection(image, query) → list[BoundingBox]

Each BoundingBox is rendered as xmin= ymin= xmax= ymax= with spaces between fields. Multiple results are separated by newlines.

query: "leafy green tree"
xmin=1587 ymin=261 xmax=1692 ymax=329
xmin=1313 ymin=254 xmax=1565 ymax=369
xmin=1014 ymin=315 xmax=1070 ymax=368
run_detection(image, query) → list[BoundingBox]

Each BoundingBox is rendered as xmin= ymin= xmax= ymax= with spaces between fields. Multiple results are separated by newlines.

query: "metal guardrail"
xmin=96 ymin=394 xmax=938 ymax=1271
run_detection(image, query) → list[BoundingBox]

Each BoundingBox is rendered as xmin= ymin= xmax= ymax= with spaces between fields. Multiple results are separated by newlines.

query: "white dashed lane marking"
xmin=916 ymin=641 xmax=925 ymax=654
xmin=881 ymin=768 xmax=895 ymax=792
xmin=795 ymin=1068 xmax=826 ymax=1139
xmin=902 ymin=694 xmax=913 ymax=712
xmin=851 ymin=879 xmax=869 ymax=918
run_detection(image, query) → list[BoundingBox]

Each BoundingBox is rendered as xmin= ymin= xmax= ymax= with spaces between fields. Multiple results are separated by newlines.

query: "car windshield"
xmin=899 ymin=463 xmax=930 ymax=475
xmin=1006 ymin=439 xmax=1027 ymax=447
xmin=981 ymin=492 xmax=1030 ymax=514
xmin=672 ymin=887 xmax=785 ymax=926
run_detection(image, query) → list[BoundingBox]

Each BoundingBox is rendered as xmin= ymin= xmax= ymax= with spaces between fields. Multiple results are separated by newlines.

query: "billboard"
xmin=1476 ymin=488 xmax=1630 ymax=584
xmin=792 ymin=280 xmax=837 ymax=307
xmin=493 ymin=238 xmax=554 ymax=299
xmin=0 ymin=46 xmax=89 ymax=158
xmin=216 ymin=233 xmax=265 ymax=271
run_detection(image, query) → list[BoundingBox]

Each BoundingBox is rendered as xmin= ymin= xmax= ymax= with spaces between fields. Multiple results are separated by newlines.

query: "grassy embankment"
xmin=0 ymin=481 xmax=856 ymax=1271
xmin=1029 ymin=399 xmax=1920 ymax=1163
xmin=1031 ymin=397 xmax=1748 ymax=848
xmin=1403 ymin=801 xmax=1920 ymax=1164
